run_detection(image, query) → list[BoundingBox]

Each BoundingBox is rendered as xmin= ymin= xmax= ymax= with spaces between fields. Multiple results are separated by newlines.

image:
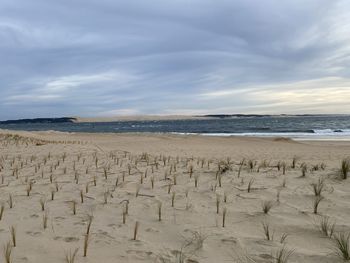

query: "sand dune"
xmin=0 ymin=129 xmax=350 ymax=262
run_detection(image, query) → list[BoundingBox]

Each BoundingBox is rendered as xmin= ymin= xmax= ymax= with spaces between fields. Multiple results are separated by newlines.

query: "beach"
xmin=0 ymin=129 xmax=350 ymax=263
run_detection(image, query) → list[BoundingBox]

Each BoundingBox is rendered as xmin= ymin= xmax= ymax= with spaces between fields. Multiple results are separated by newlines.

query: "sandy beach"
xmin=0 ymin=129 xmax=350 ymax=263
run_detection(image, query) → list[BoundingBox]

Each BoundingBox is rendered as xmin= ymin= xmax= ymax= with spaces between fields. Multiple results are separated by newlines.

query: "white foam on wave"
xmin=171 ymin=130 xmax=350 ymax=140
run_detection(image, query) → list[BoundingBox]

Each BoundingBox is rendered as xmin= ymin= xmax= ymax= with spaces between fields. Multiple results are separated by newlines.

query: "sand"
xmin=0 ymin=129 xmax=350 ymax=263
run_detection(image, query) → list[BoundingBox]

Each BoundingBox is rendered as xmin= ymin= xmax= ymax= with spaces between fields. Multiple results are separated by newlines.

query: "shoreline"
xmin=2 ymin=128 xmax=350 ymax=142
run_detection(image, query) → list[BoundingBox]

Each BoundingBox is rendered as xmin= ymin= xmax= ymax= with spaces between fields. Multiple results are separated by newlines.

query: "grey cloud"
xmin=0 ymin=0 xmax=349 ymax=119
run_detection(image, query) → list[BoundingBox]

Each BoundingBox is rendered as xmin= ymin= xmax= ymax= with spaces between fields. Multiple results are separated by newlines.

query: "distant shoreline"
xmin=1 ymin=114 xmax=349 ymax=124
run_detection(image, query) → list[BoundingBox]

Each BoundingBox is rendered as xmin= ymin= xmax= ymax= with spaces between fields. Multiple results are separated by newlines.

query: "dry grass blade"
xmin=10 ymin=226 xmax=16 ymax=247
xmin=86 ymin=214 xmax=93 ymax=235
xmin=83 ymin=233 xmax=90 ymax=257
xmin=313 ymin=195 xmax=324 ymax=214
xmin=262 ymin=221 xmax=274 ymax=241
xmin=3 ymin=241 xmax=13 ymax=263
xmin=222 ymin=207 xmax=227 ymax=227
xmin=0 ymin=203 xmax=4 ymax=220
xmin=65 ymin=248 xmax=79 ymax=263
xmin=43 ymin=212 xmax=48 ymax=230
xmin=133 ymin=221 xmax=139 ymax=240
xmin=158 ymin=201 xmax=162 ymax=221
xmin=280 ymin=233 xmax=289 ymax=244
xmin=40 ymin=197 xmax=46 ymax=211
xmin=247 ymin=178 xmax=254 ymax=193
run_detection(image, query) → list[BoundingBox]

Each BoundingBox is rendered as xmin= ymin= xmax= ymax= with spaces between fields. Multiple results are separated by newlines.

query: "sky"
xmin=0 ymin=0 xmax=350 ymax=120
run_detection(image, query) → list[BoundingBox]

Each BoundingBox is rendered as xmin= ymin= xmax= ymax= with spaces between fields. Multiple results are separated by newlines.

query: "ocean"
xmin=1 ymin=115 xmax=350 ymax=140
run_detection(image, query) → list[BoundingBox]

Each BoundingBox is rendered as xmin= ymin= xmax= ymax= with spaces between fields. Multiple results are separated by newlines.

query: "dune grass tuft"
xmin=65 ymin=248 xmax=78 ymax=263
xmin=340 ymin=158 xmax=350 ymax=180
xmin=122 ymin=209 xmax=127 ymax=224
xmin=313 ymin=195 xmax=324 ymax=214
xmin=40 ymin=197 xmax=46 ymax=211
xmin=280 ymin=233 xmax=289 ymax=244
xmin=311 ymin=178 xmax=325 ymax=196
xmin=10 ymin=226 xmax=16 ymax=247
xmin=332 ymin=232 xmax=350 ymax=260
xmin=8 ymin=194 xmax=13 ymax=209
xmin=301 ymin=163 xmax=307 ymax=177
xmin=216 ymin=195 xmax=220 ymax=214
xmin=318 ymin=216 xmax=336 ymax=238
xmin=43 ymin=212 xmax=48 ymax=230
xmin=273 ymin=246 xmax=294 ymax=263
xmin=262 ymin=221 xmax=274 ymax=241
xmin=3 ymin=241 xmax=13 ymax=263
xmin=262 ymin=200 xmax=274 ymax=214
xmin=291 ymin=156 xmax=298 ymax=169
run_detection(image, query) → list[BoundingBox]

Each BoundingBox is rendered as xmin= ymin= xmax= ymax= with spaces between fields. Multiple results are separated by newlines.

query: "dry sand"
xmin=0 ymin=129 xmax=350 ymax=263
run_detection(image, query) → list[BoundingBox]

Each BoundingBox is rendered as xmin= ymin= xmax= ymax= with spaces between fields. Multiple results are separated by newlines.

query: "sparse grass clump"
xmin=65 ymin=248 xmax=78 ymax=263
xmin=280 ymin=233 xmax=289 ymax=244
xmin=262 ymin=200 xmax=274 ymax=214
xmin=340 ymin=158 xmax=350 ymax=180
xmin=40 ymin=198 xmax=46 ymax=211
xmin=194 ymin=175 xmax=199 ymax=188
xmin=216 ymin=195 xmax=220 ymax=214
xmin=333 ymin=232 xmax=350 ymax=260
xmin=262 ymin=221 xmax=274 ymax=241
xmin=301 ymin=163 xmax=307 ymax=177
xmin=273 ymin=246 xmax=294 ymax=263
xmin=318 ymin=216 xmax=336 ymax=238
xmin=311 ymin=178 xmax=325 ymax=196
xmin=43 ymin=212 xmax=48 ymax=229
xmin=291 ymin=156 xmax=298 ymax=169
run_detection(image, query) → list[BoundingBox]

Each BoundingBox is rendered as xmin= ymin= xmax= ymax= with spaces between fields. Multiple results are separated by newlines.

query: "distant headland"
xmin=0 ymin=114 xmax=345 ymax=124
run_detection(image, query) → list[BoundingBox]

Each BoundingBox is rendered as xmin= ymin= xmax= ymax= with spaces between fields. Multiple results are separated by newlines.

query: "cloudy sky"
xmin=1 ymin=0 xmax=350 ymax=119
